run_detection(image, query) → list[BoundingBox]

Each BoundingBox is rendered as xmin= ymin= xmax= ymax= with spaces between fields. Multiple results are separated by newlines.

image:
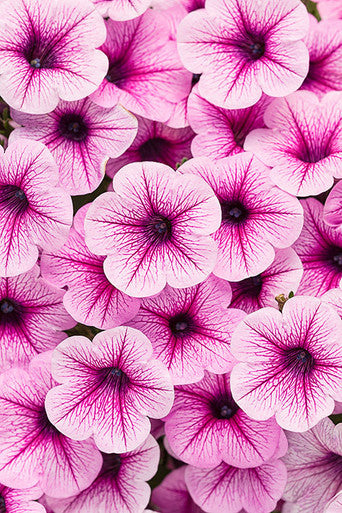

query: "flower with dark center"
xmin=0 ymin=184 xmax=29 ymax=215
xmin=0 ymin=298 xmax=22 ymax=328
xmin=220 ymin=200 xmax=248 ymax=225
xmin=168 ymin=313 xmax=194 ymax=337
xmin=59 ymin=114 xmax=88 ymax=142
xmin=145 ymin=215 xmax=173 ymax=244
xmin=139 ymin=137 xmax=170 ymax=163
xmin=45 ymin=326 xmax=174 ymax=453
xmin=0 ymin=0 xmax=108 ymax=114
xmin=0 ymin=496 xmax=5 ymax=513
xmin=164 ymin=372 xmax=283 ymax=468
xmin=231 ymin=295 xmax=342 ymax=431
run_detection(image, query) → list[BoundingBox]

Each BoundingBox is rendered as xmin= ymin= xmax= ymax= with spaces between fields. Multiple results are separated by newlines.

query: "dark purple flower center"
xmin=283 ymin=347 xmax=315 ymax=375
xmin=0 ymin=495 xmax=6 ymax=513
xmin=139 ymin=138 xmax=171 ymax=164
xmin=145 ymin=215 xmax=173 ymax=244
xmin=101 ymin=453 xmax=122 ymax=476
xmin=99 ymin=367 xmax=130 ymax=391
xmin=220 ymin=200 xmax=248 ymax=225
xmin=235 ymin=274 xmax=263 ymax=298
xmin=333 ymin=253 xmax=342 ymax=267
xmin=210 ymin=396 xmax=239 ymax=420
xmin=0 ymin=298 xmax=22 ymax=327
xmin=169 ymin=312 xmax=194 ymax=337
xmin=236 ymin=35 xmax=266 ymax=61
xmin=24 ymin=36 xmax=55 ymax=69
xmin=59 ymin=114 xmax=88 ymax=142
xmin=105 ymin=61 xmax=126 ymax=88
xmin=0 ymin=184 xmax=29 ymax=215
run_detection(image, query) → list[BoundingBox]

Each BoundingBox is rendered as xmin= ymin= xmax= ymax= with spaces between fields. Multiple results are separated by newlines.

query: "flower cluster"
xmin=0 ymin=0 xmax=341 ymax=512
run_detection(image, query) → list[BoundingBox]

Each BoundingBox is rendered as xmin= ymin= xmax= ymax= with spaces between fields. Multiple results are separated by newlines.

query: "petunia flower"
xmin=301 ymin=15 xmax=342 ymax=97
xmin=282 ymin=418 xmax=342 ymax=513
xmin=152 ymin=466 xmax=205 ymax=513
xmin=230 ymin=248 xmax=303 ymax=314
xmin=244 ymin=91 xmax=342 ymax=196
xmin=91 ymin=0 xmax=150 ymax=20
xmin=180 ymin=153 xmax=303 ymax=282
xmin=0 ymin=484 xmax=45 ymax=513
xmin=0 ymin=265 xmax=75 ymax=371
xmin=323 ymin=181 xmax=342 ymax=229
xmin=45 ymin=435 xmax=159 ymax=513
xmin=10 ymin=98 xmax=138 ymax=195
xmin=41 ymin=205 xmax=140 ymax=330
xmin=188 ymin=86 xmax=271 ymax=160
xmin=85 ymin=161 xmax=221 ymax=298
xmin=230 ymin=296 xmax=342 ymax=432
xmin=0 ymin=139 xmax=72 ymax=278
xmin=128 ymin=275 xmax=245 ymax=384
xmin=164 ymin=371 xmax=285 ymax=469
xmin=177 ymin=0 xmax=309 ymax=110
xmin=317 ymin=0 xmax=342 ymax=19
xmin=0 ymin=352 xmax=102 ymax=498
xmin=293 ymin=198 xmax=342 ymax=296
xmin=90 ymin=13 xmax=192 ymax=123
xmin=0 ymin=0 xmax=108 ymax=114
xmin=45 ymin=327 xmax=174 ymax=453
xmin=185 ymin=456 xmax=287 ymax=513
xmin=106 ymin=115 xmax=194 ymax=178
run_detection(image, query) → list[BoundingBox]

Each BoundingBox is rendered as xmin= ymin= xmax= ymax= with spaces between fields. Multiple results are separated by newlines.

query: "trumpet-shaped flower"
xmin=177 ymin=0 xmax=309 ymax=110
xmin=180 ymin=153 xmax=303 ymax=281
xmin=10 ymin=99 xmax=137 ymax=195
xmin=85 ymin=162 xmax=221 ymax=298
xmin=0 ymin=0 xmax=108 ymax=114
xmin=245 ymin=91 xmax=342 ymax=196
xmin=45 ymin=327 xmax=174 ymax=453
xmin=164 ymin=371 xmax=285 ymax=468
xmin=128 ymin=276 xmax=245 ymax=384
xmin=90 ymin=13 xmax=192 ymax=123
xmin=230 ymin=296 xmax=342 ymax=432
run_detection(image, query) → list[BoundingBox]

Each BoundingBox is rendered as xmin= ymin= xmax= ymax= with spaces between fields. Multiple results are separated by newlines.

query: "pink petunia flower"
xmin=244 ymin=91 xmax=342 ymax=196
xmin=323 ymin=181 xmax=342 ymax=229
xmin=91 ymin=0 xmax=150 ymax=20
xmin=188 ymin=85 xmax=271 ymax=160
xmin=0 ymin=265 xmax=75 ymax=371
xmin=0 ymin=0 xmax=108 ymax=114
xmin=41 ymin=205 xmax=140 ymax=330
xmin=152 ymin=466 xmax=205 ymax=513
xmin=10 ymin=98 xmax=138 ymax=195
xmin=128 ymin=275 xmax=245 ymax=384
xmin=180 ymin=153 xmax=303 ymax=282
xmin=185 ymin=456 xmax=287 ymax=513
xmin=90 ymin=13 xmax=192 ymax=123
xmin=293 ymin=198 xmax=342 ymax=296
xmin=0 ymin=140 xmax=72 ymax=278
xmin=317 ymin=0 xmax=342 ymax=20
xmin=301 ymin=15 xmax=342 ymax=97
xmin=45 ymin=327 xmax=174 ymax=453
xmin=45 ymin=435 xmax=159 ymax=513
xmin=106 ymin=115 xmax=194 ymax=178
xmin=0 ymin=484 xmax=45 ymax=513
xmin=177 ymin=0 xmax=309 ymax=110
xmin=85 ymin=162 xmax=221 ymax=298
xmin=0 ymin=352 xmax=102 ymax=498
xmin=230 ymin=248 xmax=303 ymax=314
xmin=282 ymin=418 xmax=342 ymax=513
xmin=164 ymin=371 xmax=285 ymax=469
xmin=230 ymin=296 xmax=342 ymax=432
